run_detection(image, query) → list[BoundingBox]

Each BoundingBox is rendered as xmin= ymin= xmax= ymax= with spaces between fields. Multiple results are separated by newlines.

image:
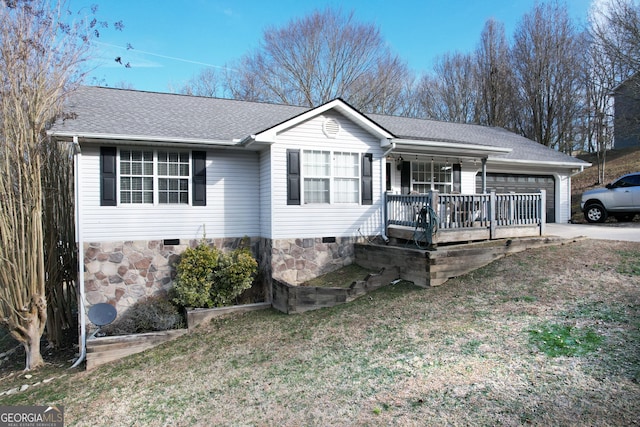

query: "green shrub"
xmin=102 ymin=295 xmax=185 ymax=335
xmin=172 ymin=240 xmax=258 ymax=308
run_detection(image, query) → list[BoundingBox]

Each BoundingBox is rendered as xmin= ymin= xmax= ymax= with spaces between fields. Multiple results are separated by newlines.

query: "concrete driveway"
xmin=545 ymin=223 xmax=640 ymax=242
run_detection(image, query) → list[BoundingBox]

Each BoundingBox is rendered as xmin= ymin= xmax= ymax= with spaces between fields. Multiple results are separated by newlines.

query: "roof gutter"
xmin=47 ymin=131 xmax=239 ymax=147
xmin=239 ymin=134 xmax=257 ymax=147
xmin=488 ymin=157 xmax=592 ymax=169
xmin=391 ymin=138 xmax=511 ymax=156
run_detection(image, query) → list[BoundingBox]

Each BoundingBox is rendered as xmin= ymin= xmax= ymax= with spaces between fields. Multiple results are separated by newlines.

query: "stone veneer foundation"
xmin=271 ymin=236 xmax=361 ymax=284
xmin=83 ymin=237 xmax=269 ymax=322
xmin=83 ymin=235 xmax=368 ymax=323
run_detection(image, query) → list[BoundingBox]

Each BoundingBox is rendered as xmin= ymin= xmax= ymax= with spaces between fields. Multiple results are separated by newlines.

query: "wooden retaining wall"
xmin=272 ymin=266 xmax=400 ymax=314
xmin=187 ymin=302 xmax=272 ymax=329
xmin=86 ymin=329 xmax=188 ymax=370
xmin=86 ymin=303 xmax=272 ymax=370
xmin=356 ymin=236 xmax=577 ymax=287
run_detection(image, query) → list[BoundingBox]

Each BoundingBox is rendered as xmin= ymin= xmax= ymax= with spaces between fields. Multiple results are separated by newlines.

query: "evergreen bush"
xmin=172 ymin=240 xmax=258 ymax=308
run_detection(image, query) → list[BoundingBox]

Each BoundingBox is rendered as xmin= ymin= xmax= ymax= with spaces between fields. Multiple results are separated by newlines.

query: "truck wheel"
xmin=584 ymin=204 xmax=607 ymax=223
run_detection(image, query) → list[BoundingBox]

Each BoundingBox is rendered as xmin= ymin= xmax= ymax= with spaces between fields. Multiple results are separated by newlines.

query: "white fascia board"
xmin=48 ymin=131 xmax=239 ymax=147
xmin=254 ymin=99 xmax=395 ymax=143
xmin=392 ymin=138 xmax=511 ymax=157
xmin=487 ymin=156 xmax=592 ymax=170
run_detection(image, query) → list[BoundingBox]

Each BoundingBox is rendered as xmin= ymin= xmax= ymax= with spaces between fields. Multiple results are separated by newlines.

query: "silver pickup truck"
xmin=581 ymin=172 xmax=640 ymax=223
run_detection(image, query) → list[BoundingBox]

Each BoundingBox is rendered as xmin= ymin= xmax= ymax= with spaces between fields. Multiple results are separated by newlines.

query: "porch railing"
xmin=385 ymin=190 xmax=546 ymax=239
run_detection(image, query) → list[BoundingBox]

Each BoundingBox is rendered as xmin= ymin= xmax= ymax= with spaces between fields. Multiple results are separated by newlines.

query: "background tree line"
xmin=181 ymin=0 xmax=640 ymax=161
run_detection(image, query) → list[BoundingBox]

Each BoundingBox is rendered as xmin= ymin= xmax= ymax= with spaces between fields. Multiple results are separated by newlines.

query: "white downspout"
xmin=380 ymin=142 xmax=395 ymax=243
xmin=70 ymin=136 xmax=86 ymax=369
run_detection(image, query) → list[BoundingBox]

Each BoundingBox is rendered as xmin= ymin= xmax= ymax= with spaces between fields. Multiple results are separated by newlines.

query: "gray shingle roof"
xmin=54 ymin=86 xmax=308 ymax=141
xmin=368 ymin=113 xmax=586 ymax=165
xmin=51 ymin=86 xmax=587 ymax=166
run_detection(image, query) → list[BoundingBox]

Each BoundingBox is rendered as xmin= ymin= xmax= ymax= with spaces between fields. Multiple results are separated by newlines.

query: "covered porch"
xmin=384 ymin=190 xmax=546 ymax=246
xmin=381 ymin=136 xmax=547 ymax=246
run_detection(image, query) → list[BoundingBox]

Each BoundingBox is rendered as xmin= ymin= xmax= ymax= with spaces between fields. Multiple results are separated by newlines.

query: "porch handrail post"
xmin=384 ymin=191 xmax=388 ymax=230
xmin=539 ymin=189 xmax=546 ymax=236
xmin=489 ymin=191 xmax=496 ymax=239
xmin=429 ymin=190 xmax=439 ymax=231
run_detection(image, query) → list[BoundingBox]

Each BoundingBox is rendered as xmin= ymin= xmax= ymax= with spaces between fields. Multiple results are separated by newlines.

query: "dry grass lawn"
xmin=2 ymin=239 xmax=639 ymax=426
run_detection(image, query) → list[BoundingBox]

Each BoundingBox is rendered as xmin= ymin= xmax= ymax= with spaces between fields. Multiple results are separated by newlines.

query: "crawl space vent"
xmin=323 ymin=118 xmax=341 ymax=138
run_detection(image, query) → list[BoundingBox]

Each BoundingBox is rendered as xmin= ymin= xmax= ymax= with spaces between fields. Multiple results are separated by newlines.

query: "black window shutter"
xmin=361 ymin=153 xmax=373 ymax=205
xmin=287 ymin=149 xmax=300 ymax=205
xmin=100 ymin=147 xmax=117 ymax=206
xmin=453 ymin=163 xmax=462 ymax=193
xmin=192 ymin=151 xmax=206 ymax=206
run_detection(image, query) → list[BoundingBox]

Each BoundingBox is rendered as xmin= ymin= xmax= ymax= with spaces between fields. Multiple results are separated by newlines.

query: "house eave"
xmin=487 ymin=157 xmax=592 ymax=170
xmin=390 ymin=138 xmax=512 ymax=158
xmin=47 ymin=131 xmax=239 ymax=147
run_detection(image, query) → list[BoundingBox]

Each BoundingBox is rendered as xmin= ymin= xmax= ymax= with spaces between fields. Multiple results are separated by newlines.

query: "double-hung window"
xmin=303 ymin=150 xmax=331 ymax=203
xmin=301 ymin=150 xmax=361 ymax=204
xmin=120 ymin=150 xmax=154 ymax=204
xmin=157 ymin=151 xmax=190 ymax=204
xmin=333 ymin=152 xmax=359 ymax=203
xmin=100 ymin=147 xmax=206 ymax=206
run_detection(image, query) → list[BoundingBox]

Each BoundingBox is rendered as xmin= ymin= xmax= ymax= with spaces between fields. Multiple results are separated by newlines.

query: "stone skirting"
xmin=271 ymin=237 xmax=360 ymax=285
xmin=82 ymin=237 xmax=268 ymax=322
xmin=82 ymin=235 xmax=370 ymax=324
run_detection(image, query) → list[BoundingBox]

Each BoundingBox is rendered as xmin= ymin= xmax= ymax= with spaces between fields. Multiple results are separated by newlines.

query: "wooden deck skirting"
xmin=355 ymin=236 xmax=576 ymax=288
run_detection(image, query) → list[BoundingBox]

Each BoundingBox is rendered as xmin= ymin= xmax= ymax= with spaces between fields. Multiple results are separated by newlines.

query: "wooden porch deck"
xmin=385 ymin=191 xmax=546 ymax=246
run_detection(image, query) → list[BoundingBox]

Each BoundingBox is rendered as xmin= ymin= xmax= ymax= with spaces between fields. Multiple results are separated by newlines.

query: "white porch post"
xmin=481 ymin=158 xmax=487 ymax=193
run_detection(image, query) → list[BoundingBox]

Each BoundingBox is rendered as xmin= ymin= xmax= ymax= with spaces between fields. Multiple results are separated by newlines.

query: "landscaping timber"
xmin=272 ymin=266 xmax=400 ymax=314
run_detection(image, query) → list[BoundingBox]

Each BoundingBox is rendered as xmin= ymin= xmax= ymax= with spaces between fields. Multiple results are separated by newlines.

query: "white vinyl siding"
xmin=80 ymin=144 xmax=260 ymax=241
xmin=272 ymin=111 xmax=384 ymax=239
xmin=259 ymin=149 xmax=272 ymax=238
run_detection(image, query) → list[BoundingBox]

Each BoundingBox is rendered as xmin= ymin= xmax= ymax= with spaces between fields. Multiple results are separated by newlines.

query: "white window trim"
xmin=301 ymin=149 xmax=362 ymax=205
xmin=117 ymin=148 xmax=192 ymax=206
xmin=411 ymin=160 xmax=453 ymax=193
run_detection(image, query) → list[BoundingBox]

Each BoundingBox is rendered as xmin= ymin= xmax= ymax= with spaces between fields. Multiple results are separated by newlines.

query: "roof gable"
xmin=252 ymin=98 xmax=393 ymax=143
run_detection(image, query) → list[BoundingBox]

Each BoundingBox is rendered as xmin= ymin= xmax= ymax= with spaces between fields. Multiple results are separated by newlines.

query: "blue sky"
xmin=71 ymin=0 xmax=594 ymax=93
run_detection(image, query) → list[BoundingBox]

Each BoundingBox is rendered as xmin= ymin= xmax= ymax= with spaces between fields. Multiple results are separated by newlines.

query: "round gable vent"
xmin=323 ymin=117 xmax=341 ymax=138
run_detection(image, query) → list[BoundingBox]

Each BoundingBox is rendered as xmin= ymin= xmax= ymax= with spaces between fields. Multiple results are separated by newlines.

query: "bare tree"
xmin=421 ymin=52 xmax=478 ymax=123
xmin=475 ymin=19 xmax=516 ymax=129
xmin=511 ymin=3 xmax=584 ymax=151
xmin=0 ymin=0 xmax=118 ymax=369
xmin=590 ymin=0 xmax=640 ymax=76
xmin=224 ymin=8 xmax=411 ymax=112
xmin=343 ymin=55 xmax=416 ymax=116
xmin=180 ymin=67 xmax=222 ymax=97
